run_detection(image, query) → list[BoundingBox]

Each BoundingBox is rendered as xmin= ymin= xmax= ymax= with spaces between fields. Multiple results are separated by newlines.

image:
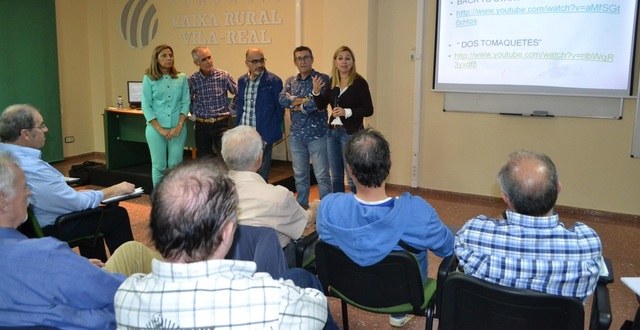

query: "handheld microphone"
xmin=331 ymin=86 xmax=340 ymax=108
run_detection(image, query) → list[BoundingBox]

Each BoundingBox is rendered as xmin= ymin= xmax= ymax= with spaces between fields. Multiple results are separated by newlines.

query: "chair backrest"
xmin=315 ymin=240 xmax=426 ymax=314
xmin=440 ymin=271 xmax=585 ymax=330
xmin=225 ymin=225 xmax=288 ymax=279
xmin=17 ymin=207 xmax=45 ymax=238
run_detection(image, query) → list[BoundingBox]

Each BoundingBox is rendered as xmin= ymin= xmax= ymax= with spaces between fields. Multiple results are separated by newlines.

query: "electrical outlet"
xmin=64 ymin=136 xmax=74 ymax=143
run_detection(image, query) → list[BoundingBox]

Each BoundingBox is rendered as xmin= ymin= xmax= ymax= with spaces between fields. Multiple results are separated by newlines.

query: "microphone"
xmin=331 ymin=86 xmax=340 ymax=108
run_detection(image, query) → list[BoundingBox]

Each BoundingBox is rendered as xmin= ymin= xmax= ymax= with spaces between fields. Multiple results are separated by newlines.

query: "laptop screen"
xmin=127 ymin=81 xmax=143 ymax=109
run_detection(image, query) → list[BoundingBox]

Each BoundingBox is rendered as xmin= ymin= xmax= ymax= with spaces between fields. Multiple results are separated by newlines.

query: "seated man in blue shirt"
xmin=0 ymin=104 xmax=135 ymax=260
xmin=455 ymin=149 xmax=602 ymax=301
xmin=316 ymin=128 xmax=454 ymax=327
xmin=0 ymin=152 xmax=126 ymax=328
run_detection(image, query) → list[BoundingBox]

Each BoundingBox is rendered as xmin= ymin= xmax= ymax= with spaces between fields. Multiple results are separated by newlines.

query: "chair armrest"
xmin=296 ymin=231 xmax=319 ymax=268
xmin=54 ymin=206 xmax=107 ymax=243
xmin=590 ymin=281 xmax=612 ymax=330
xmin=598 ymin=257 xmax=614 ymax=284
xmin=435 ymin=254 xmax=459 ymax=317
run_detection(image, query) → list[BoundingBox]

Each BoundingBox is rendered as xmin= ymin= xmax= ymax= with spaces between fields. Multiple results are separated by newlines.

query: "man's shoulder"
xmin=264 ymin=70 xmax=282 ymax=82
xmin=188 ymin=71 xmax=201 ymax=79
xmin=312 ymin=70 xmax=330 ymax=80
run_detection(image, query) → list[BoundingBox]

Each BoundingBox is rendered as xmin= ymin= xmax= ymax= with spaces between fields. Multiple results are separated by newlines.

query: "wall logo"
xmin=120 ymin=0 xmax=158 ymax=48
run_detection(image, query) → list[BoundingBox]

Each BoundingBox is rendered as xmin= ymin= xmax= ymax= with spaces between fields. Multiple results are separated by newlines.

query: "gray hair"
xmin=0 ymin=104 xmax=38 ymax=142
xmin=497 ymin=149 xmax=559 ymax=216
xmin=191 ymin=46 xmax=209 ymax=61
xmin=221 ymin=125 xmax=263 ymax=171
xmin=0 ymin=152 xmax=20 ymax=199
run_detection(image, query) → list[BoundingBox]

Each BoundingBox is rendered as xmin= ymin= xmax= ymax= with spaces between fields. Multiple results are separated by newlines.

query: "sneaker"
xmin=389 ymin=314 xmax=414 ymax=327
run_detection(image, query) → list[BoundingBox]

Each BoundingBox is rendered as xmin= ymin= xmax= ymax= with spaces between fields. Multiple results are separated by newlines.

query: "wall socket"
xmin=64 ymin=136 xmax=74 ymax=143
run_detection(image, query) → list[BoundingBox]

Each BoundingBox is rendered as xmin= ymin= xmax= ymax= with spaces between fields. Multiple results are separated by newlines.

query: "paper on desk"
xmin=64 ymin=177 xmax=80 ymax=183
xmin=621 ymin=277 xmax=640 ymax=296
xmin=102 ymin=187 xmax=144 ymax=204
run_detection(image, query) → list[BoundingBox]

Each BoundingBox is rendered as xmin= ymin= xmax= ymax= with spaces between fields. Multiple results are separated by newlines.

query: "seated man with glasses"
xmin=230 ymin=47 xmax=285 ymax=182
xmin=0 ymin=104 xmax=135 ymax=261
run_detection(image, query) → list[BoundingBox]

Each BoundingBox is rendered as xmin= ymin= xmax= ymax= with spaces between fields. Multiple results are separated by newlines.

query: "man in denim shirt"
xmin=278 ymin=46 xmax=331 ymax=208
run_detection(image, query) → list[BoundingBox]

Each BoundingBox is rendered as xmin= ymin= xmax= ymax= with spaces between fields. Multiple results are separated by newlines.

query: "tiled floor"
xmin=54 ymin=156 xmax=639 ymax=329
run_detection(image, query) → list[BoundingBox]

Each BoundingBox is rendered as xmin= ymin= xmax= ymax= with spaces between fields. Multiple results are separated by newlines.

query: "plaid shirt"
xmin=189 ymin=68 xmax=238 ymax=119
xmin=115 ymin=259 xmax=328 ymax=329
xmin=454 ymin=210 xmax=602 ymax=301
xmin=239 ymin=74 xmax=261 ymax=128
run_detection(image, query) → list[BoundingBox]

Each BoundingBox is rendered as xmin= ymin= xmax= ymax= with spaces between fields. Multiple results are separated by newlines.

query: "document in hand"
xmin=102 ymin=187 xmax=144 ymax=204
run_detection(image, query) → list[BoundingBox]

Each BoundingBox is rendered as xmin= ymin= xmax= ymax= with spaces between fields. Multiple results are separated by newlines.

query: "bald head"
xmin=150 ymin=158 xmax=238 ymax=263
xmin=497 ymin=149 xmax=559 ymax=216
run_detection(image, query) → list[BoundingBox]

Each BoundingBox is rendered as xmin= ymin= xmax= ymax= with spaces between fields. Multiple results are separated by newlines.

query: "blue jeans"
xmin=289 ymin=136 xmax=331 ymax=206
xmin=281 ymin=268 xmax=340 ymax=330
xmin=257 ymin=143 xmax=273 ymax=182
xmin=326 ymin=127 xmax=356 ymax=193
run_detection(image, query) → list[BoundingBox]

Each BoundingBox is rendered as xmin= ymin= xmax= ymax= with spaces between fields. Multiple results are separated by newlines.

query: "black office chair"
xmin=289 ymin=230 xmax=319 ymax=272
xmin=315 ymin=240 xmax=456 ymax=330
xmin=19 ymin=205 xmax=109 ymax=261
xmin=439 ymin=256 xmax=613 ymax=330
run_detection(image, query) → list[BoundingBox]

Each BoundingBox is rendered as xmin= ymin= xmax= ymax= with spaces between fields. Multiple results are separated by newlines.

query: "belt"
xmin=196 ymin=116 xmax=229 ymax=124
xmin=328 ymin=124 xmax=343 ymax=129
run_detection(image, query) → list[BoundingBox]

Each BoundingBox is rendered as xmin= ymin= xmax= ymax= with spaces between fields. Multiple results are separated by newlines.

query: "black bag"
xmin=68 ymin=161 xmax=103 ymax=186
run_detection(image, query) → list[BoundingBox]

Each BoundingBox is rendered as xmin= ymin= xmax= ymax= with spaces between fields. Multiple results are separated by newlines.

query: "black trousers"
xmin=194 ymin=120 xmax=229 ymax=158
xmin=42 ymin=205 xmax=134 ymax=261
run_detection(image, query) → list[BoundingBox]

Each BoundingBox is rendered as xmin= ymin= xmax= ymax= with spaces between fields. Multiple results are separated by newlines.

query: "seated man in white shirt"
xmin=220 ymin=125 xmax=313 ymax=249
xmin=115 ymin=157 xmax=337 ymax=329
xmin=0 ymin=104 xmax=135 ymax=260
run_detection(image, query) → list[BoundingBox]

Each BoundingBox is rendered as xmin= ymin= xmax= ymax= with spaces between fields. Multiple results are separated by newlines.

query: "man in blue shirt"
xmin=278 ymin=46 xmax=331 ymax=208
xmin=188 ymin=46 xmax=238 ymax=158
xmin=0 ymin=104 xmax=135 ymax=261
xmin=231 ymin=47 xmax=285 ymax=181
xmin=455 ymin=149 xmax=602 ymax=301
xmin=0 ymin=152 xmax=126 ymax=329
xmin=316 ymin=128 xmax=454 ymax=327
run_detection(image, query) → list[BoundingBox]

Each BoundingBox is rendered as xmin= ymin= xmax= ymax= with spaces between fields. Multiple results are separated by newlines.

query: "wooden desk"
xmin=103 ymin=108 xmax=196 ymax=169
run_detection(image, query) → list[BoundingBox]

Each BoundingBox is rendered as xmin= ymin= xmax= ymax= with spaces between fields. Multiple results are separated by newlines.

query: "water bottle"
xmin=117 ymin=96 xmax=123 ymax=109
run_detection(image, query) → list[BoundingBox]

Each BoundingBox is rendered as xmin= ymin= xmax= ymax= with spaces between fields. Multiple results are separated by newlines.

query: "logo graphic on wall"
xmin=120 ymin=0 xmax=158 ymax=48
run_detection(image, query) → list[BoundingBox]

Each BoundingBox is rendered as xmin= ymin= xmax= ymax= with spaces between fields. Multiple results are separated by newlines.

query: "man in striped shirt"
xmin=455 ymin=149 xmax=602 ymax=301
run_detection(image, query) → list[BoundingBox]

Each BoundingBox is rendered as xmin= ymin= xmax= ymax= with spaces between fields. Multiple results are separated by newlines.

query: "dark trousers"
xmin=194 ymin=120 xmax=228 ymax=158
xmin=42 ymin=205 xmax=134 ymax=261
xmin=257 ymin=143 xmax=273 ymax=182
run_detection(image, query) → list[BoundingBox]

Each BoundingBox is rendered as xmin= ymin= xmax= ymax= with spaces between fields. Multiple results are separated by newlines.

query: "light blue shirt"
xmin=0 ymin=143 xmax=103 ymax=227
xmin=142 ymin=73 xmax=190 ymax=128
xmin=0 ymin=228 xmax=125 ymax=329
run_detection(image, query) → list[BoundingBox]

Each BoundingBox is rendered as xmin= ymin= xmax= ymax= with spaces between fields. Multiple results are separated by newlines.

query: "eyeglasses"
xmin=31 ymin=122 xmax=47 ymax=130
xmin=295 ymin=55 xmax=312 ymax=62
xmin=262 ymin=141 xmax=267 ymax=150
xmin=246 ymin=58 xmax=266 ymax=65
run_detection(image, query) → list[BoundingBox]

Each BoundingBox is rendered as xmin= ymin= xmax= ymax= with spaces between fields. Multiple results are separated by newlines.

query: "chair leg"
xmin=425 ymin=307 xmax=434 ymax=330
xmin=78 ymin=239 xmax=108 ymax=262
xmin=341 ymin=300 xmax=349 ymax=330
